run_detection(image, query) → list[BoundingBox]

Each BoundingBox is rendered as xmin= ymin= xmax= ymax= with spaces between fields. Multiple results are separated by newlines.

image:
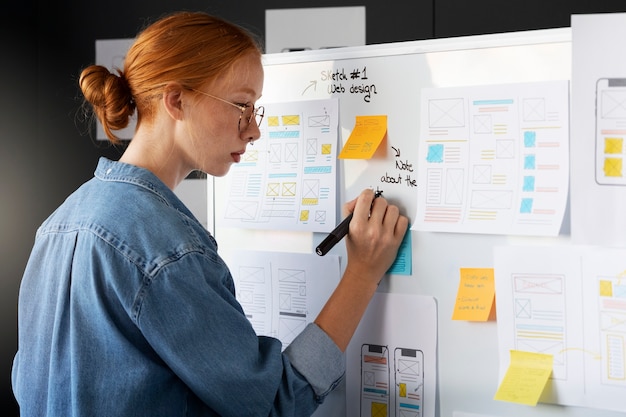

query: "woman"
xmin=12 ymin=11 xmax=408 ymax=417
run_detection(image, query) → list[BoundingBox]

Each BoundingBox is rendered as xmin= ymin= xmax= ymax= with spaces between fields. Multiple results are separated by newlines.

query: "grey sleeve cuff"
xmin=283 ymin=322 xmax=345 ymax=397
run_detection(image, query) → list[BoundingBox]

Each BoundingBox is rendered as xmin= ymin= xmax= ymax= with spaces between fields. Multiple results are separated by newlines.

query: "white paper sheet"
xmin=414 ymin=81 xmax=569 ymax=236
xmin=571 ymin=13 xmax=626 ymax=247
xmin=227 ymin=249 xmax=340 ymax=348
xmin=217 ymin=98 xmax=339 ymax=232
xmin=346 ymin=293 xmax=438 ymax=417
xmin=494 ymin=245 xmax=626 ymax=413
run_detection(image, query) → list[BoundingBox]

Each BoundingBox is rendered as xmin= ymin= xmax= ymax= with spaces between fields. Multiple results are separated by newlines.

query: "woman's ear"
xmin=162 ymin=83 xmax=185 ymax=121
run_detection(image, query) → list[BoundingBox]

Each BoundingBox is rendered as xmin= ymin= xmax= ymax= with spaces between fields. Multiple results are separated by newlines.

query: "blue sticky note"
xmin=523 ymin=176 xmax=535 ymax=192
xmin=387 ymin=225 xmax=412 ymax=275
xmin=524 ymin=131 xmax=536 ymax=148
xmin=524 ymin=154 xmax=536 ymax=169
xmin=426 ymin=144 xmax=444 ymax=163
xmin=520 ymin=198 xmax=533 ymax=213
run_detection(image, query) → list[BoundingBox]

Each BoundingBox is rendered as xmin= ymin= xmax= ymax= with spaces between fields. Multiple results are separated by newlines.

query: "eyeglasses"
xmin=190 ymin=89 xmax=264 ymax=132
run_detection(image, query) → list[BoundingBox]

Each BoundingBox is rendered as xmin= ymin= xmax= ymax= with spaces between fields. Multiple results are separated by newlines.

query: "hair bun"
xmin=79 ymin=65 xmax=135 ymax=142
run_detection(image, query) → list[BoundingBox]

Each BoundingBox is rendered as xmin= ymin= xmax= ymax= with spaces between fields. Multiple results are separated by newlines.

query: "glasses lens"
xmin=254 ymin=106 xmax=265 ymax=127
xmin=240 ymin=106 xmax=264 ymax=131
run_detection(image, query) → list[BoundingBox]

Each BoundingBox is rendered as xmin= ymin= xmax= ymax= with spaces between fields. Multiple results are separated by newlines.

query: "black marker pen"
xmin=316 ymin=189 xmax=383 ymax=256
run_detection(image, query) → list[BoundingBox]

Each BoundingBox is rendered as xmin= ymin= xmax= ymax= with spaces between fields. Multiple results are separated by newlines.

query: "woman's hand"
xmin=343 ymin=188 xmax=409 ymax=284
xmin=315 ymin=188 xmax=409 ymax=351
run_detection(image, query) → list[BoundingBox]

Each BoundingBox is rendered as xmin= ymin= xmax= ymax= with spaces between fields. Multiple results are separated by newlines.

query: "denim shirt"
xmin=12 ymin=158 xmax=345 ymax=417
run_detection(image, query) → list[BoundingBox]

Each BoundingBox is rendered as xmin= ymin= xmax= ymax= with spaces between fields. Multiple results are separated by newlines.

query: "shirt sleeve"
xmin=134 ymin=251 xmax=343 ymax=416
xmin=283 ymin=322 xmax=345 ymax=397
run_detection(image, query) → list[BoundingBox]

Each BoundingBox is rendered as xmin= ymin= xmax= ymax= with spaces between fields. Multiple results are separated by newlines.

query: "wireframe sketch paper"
xmin=571 ymin=13 xmax=626 ymax=247
xmin=217 ymin=98 xmax=339 ymax=232
xmin=228 ymin=250 xmax=340 ymax=348
xmin=414 ymin=81 xmax=569 ymax=236
xmin=494 ymin=245 xmax=626 ymax=413
xmin=345 ymin=293 xmax=437 ymax=417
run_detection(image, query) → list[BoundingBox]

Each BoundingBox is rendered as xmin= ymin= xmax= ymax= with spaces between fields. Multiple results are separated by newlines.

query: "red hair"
xmin=79 ymin=11 xmax=263 ymax=143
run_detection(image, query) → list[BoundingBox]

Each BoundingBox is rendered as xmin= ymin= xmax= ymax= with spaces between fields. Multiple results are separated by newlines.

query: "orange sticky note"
xmin=338 ymin=115 xmax=387 ymax=159
xmin=451 ymin=268 xmax=495 ymax=321
xmin=494 ymin=350 xmax=553 ymax=406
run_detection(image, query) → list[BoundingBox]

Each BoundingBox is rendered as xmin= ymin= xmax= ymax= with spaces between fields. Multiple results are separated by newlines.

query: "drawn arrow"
xmin=302 ymin=80 xmax=317 ymax=95
xmin=557 ymin=347 xmax=602 ymax=360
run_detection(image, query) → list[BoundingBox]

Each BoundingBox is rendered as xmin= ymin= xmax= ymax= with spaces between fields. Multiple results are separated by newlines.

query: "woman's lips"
xmin=232 ymin=150 xmax=245 ymax=163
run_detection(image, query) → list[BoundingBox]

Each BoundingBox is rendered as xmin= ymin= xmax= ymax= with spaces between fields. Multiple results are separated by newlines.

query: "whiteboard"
xmin=212 ymin=28 xmax=625 ymax=417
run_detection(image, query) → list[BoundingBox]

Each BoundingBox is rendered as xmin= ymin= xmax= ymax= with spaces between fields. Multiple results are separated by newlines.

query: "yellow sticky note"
xmin=282 ymin=115 xmax=300 ymax=125
xmin=494 ymin=350 xmax=553 ymax=406
xmin=604 ymin=157 xmax=622 ymax=177
xmin=605 ymin=137 xmax=623 ymax=154
xmin=599 ymin=280 xmax=612 ymax=297
xmin=339 ymin=115 xmax=387 ymax=159
xmin=451 ymin=268 xmax=495 ymax=321
xmin=371 ymin=402 xmax=387 ymax=416
xmin=399 ymin=382 xmax=406 ymax=397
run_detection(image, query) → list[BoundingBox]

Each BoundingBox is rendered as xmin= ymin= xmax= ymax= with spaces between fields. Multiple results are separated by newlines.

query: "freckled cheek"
xmin=209 ymin=139 xmax=235 ymax=161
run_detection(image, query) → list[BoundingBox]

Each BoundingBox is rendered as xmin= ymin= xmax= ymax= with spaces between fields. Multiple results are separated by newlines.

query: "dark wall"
xmin=2 ymin=1 xmax=625 ymax=415
xmin=434 ymin=0 xmax=626 ymax=37
xmin=1 ymin=3 xmax=39 ymax=416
